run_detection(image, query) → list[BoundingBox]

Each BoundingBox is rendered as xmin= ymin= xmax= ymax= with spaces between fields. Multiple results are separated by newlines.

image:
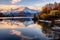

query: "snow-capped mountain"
xmin=8 ymin=7 xmax=41 ymax=14
xmin=23 ymin=7 xmax=40 ymax=14
xmin=1 ymin=7 xmax=41 ymax=17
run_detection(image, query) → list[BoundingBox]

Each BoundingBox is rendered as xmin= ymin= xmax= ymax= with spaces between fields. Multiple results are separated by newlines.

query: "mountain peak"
xmin=23 ymin=7 xmax=40 ymax=14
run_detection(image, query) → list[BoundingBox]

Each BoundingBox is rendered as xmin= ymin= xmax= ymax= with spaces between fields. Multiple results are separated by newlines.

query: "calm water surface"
xmin=0 ymin=19 xmax=49 ymax=40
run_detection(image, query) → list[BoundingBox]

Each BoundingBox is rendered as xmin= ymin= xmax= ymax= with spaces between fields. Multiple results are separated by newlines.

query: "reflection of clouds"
xmin=10 ymin=30 xmax=37 ymax=40
xmin=0 ymin=20 xmax=25 ymax=29
xmin=27 ymin=23 xmax=42 ymax=29
xmin=26 ymin=24 xmax=49 ymax=40
xmin=10 ymin=30 xmax=21 ymax=36
xmin=0 ymin=20 xmax=41 ymax=29
xmin=0 ymin=20 xmax=49 ymax=40
xmin=10 ymin=26 xmax=48 ymax=40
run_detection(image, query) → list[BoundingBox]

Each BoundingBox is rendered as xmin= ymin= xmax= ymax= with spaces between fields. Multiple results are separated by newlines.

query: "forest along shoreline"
xmin=32 ymin=2 xmax=60 ymax=40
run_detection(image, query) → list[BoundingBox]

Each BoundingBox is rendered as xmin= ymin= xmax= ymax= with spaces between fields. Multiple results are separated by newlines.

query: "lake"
xmin=0 ymin=18 xmax=49 ymax=40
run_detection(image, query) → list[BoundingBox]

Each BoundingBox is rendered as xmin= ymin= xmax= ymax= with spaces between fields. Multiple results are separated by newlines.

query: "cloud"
xmin=11 ymin=0 xmax=21 ymax=4
xmin=34 ymin=4 xmax=40 ymax=7
xmin=43 ymin=0 xmax=46 ymax=1
xmin=27 ymin=3 xmax=42 ymax=10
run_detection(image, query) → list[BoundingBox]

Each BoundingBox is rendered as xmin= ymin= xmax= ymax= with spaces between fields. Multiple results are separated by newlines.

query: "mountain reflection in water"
xmin=0 ymin=20 xmax=49 ymax=40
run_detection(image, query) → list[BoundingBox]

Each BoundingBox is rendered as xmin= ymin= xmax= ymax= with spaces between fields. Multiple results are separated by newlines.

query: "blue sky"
xmin=0 ymin=0 xmax=60 ymax=7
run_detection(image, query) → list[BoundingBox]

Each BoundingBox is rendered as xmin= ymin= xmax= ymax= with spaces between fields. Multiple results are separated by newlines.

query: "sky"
xmin=0 ymin=0 xmax=60 ymax=10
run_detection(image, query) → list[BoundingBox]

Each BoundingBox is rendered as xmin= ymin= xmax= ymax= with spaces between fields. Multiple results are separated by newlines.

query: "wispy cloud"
xmin=27 ymin=3 xmax=42 ymax=10
xmin=34 ymin=3 xmax=40 ymax=7
xmin=11 ymin=0 xmax=21 ymax=4
xmin=43 ymin=0 xmax=46 ymax=1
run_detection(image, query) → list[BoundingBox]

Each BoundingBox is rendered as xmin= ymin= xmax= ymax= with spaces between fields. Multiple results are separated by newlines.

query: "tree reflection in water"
xmin=37 ymin=20 xmax=60 ymax=40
